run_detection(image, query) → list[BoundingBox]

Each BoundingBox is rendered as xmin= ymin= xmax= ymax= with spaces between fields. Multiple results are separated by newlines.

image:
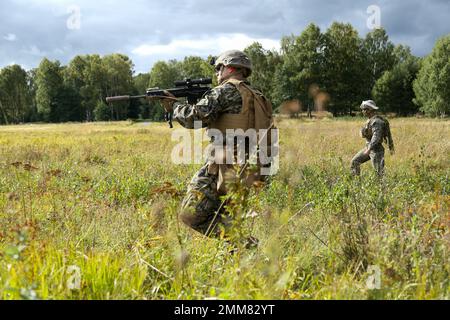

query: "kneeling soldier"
xmin=157 ymin=50 xmax=274 ymax=244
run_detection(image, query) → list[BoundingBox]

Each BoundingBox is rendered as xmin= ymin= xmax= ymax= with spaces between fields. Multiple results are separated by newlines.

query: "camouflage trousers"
xmin=351 ymin=145 xmax=385 ymax=176
xmin=179 ymin=163 xmax=232 ymax=237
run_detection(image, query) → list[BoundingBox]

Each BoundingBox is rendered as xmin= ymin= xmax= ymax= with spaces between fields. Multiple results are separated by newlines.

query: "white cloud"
xmin=21 ymin=45 xmax=46 ymax=56
xmin=4 ymin=33 xmax=17 ymax=41
xmin=132 ymin=34 xmax=281 ymax=57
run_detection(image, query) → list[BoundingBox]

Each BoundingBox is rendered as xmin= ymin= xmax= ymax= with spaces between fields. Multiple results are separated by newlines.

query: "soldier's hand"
xmin=364 ymin=148 xmax=370 ymax=156
xmin=147 ymin=91 xmax=178 ymax=113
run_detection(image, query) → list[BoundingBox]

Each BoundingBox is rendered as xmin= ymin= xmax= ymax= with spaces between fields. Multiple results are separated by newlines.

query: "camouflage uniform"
xmin=351 ymin=116 xmax=389 ymax=176
xmin=173 ymin=82 xmax=244 ymax=237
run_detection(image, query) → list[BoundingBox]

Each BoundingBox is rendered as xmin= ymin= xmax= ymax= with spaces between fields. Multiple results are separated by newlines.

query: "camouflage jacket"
xmin=173 ymin=82 xmax=243 ymax=129
xmin=361 ymin=116 xmax=394 ymax=152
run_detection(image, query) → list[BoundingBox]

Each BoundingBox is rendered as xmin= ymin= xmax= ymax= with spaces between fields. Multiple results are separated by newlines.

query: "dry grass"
xmin=0 ymin=118 xmax=448 ymax=300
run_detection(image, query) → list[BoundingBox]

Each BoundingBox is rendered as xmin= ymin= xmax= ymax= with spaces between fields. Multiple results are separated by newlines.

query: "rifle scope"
xmin=174 ymin=78 xmax=212 ymax=87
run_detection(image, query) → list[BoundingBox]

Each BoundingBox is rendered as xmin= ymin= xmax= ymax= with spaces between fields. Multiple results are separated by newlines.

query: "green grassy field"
xmin=0 ymin=118 xmax=448 ymax=300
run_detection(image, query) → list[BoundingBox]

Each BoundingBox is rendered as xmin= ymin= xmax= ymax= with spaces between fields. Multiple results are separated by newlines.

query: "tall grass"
xmin=0 ymin=119 xmax=448 ymax=300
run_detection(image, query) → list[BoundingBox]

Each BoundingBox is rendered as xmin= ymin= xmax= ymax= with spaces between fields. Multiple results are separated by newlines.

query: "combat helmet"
xmin=212 ymin=50 xmax=253 ymax=76
xmin=360 ymin=100 xmax=379 ymax=110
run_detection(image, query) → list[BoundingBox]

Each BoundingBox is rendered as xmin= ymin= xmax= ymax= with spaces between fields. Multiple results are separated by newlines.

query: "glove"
xmin=146 ymin=91 xmax=178 ymax=113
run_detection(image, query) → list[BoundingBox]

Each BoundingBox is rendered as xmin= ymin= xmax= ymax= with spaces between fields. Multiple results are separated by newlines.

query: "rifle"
xmin=106 ymin=78 xmax=213 ymax=128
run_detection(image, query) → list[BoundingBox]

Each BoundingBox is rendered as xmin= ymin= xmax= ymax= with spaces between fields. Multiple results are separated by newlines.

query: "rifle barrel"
xmin=105 ymin=95 xmax=146 ymax=103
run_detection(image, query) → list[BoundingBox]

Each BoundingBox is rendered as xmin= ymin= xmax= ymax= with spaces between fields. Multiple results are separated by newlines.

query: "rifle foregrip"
xmin=106 ymin=96 xmax=130 ymax=103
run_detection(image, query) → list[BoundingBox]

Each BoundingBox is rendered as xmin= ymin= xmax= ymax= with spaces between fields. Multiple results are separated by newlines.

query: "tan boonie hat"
xmin=360 ymin=100 xmax=379 ymax=110
xmin=213 ymin=50 xmax=253 ymax=76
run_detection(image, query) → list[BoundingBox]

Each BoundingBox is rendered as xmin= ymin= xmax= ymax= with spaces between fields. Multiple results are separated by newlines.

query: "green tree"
xmin=102 ymin=54 xmax=135 ymax=121
xmin=271 ymin=24 xmax=324 ymax=112
xmin=63 ymin=55 xmax=87 ymax=121
xmin=361 ymin=28 xmax=396 ymax=97
xmin=372 ymin=46 xmax=420 ymax=115
xmin=132 ymin=73 xmax=151 ymax=119
xmin=180 ymin=56 xmax=214 ymax=80
xmin=147 ymin=60 xmax=183 ymax=121
xmin=133 ymin=73 xmax=150 ymax=93
xmin=37 ymin=58 xmax=83 ymax=123
xmin=413 ymin=35 xmax=450 ymax=117
xmin=26 ymin=69 xmax=39 ymax=122
xmin=244 ymin=42 xmax=282 ymax=104
xmin=149 ymin=60 xmax=182 ymax=89
xmin=0 ymin=64 xmax=30 ymax=124
xmin=65 ymin=55 xmax=106 ymax=121
xmin=35 ymin=58 xmax=65 ymax=122
xmin=94 ymin=100 xmax=112 ymax=121
xmin=64 ymin=54 xmax=135 ymax=122
xmin=322 ymin=23 xmax=365 ymax=116
xmin=56 ymin=84 xmax=83 ymax=122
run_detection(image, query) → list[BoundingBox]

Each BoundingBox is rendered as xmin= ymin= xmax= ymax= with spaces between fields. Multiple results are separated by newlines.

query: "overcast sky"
xmin=1 ymin=0 xmax=449 ymax=73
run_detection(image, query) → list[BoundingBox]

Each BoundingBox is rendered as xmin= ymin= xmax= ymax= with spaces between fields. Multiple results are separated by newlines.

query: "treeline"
xmin=248 ymin=23 xmax=449 ymax=117
xmin=0 ymin=22 xmax=448 ymax=125
xmin=0 ymin=53 xmax=215 ymax=124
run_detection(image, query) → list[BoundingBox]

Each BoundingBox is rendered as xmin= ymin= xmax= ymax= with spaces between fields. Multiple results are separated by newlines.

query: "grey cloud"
xmin=0 ymin=0 xmax=448 ymax=73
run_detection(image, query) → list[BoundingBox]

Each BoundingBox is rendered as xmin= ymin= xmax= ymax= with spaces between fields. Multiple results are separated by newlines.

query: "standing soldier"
xmin=155 ymin=50 xmax=274 ymax=245
xmin=351 ymin=100 xmax=395 ymax=176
